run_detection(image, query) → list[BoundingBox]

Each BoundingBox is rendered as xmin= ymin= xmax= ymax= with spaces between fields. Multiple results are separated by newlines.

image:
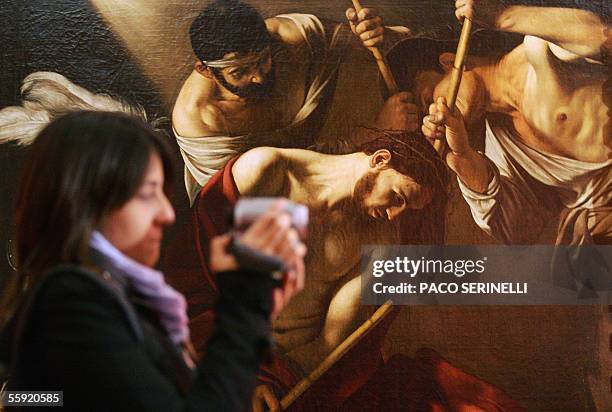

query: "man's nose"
xmin=386 ymin=204 xmax=407 ymax=221
xmin=250 ymin=70 xmax=264 ymax=84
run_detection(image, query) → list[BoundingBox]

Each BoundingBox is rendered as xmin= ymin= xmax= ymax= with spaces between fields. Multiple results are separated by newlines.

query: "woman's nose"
xmin=157 ymin=193 xmax=176 ymax=225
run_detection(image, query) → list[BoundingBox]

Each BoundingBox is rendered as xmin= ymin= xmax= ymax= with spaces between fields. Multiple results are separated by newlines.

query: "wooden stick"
xmin=351 ymin=0 xmax=399 ymax=95
xmin=434 ymin=18 xmax=473 ymax=153
xmin=280 ymin=301 xmax=394 ymax=410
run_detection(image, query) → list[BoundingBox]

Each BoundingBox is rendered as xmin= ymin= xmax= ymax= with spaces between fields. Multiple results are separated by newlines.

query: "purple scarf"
xmin=90 ymin=231 xmax=189 ymax=345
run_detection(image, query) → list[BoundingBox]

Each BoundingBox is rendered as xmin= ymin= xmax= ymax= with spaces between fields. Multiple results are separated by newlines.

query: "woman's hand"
xmin=209 ymin=200 xmax=307 ymax=317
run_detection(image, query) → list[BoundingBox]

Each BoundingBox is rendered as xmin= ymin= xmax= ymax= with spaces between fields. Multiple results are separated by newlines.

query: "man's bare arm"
xmin=496 ymin=6 xmax=607 ymax=60
xmin=458 ymin=1 xmax=608 ymax=60
xmin=265 ymin=17 xmax=308 ymax=46
xmin=172 ymin=73 xmax=224 ymax=138
xmin=172 ymin=101 xmax=224 ymax=138
xmin=285 ymin=273 xmax=363 ymax=374
xmin=423 ymin=97 xmax=492 ymax=194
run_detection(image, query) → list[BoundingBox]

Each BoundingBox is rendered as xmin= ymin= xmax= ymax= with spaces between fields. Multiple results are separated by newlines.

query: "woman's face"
xmin=99 ymin=153 xmax=175 ymax=267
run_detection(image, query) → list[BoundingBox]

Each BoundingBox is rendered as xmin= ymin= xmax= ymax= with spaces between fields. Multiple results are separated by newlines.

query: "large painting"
xmin=1 ymin=1 xmax=610 ymax=410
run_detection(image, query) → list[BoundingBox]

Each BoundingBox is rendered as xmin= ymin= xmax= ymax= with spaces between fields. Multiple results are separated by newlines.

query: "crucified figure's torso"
xmin=232 ymin=148 xmax=395 ymax=374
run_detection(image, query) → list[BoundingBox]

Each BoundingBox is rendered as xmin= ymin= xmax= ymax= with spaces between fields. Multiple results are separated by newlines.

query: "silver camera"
xmin=233 ymin=197 xmax=309 ymax=239
xmin=230 ymin=197 xmax=308 ymax=277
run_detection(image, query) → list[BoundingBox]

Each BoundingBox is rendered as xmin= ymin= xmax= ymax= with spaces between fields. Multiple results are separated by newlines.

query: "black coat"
xmin=4 ymin=264 xmax=275 ymax=411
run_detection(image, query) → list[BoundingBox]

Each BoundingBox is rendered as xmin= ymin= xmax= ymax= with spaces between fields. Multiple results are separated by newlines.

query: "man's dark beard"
xmin=213 ymin=66 xmax=275 ymax=100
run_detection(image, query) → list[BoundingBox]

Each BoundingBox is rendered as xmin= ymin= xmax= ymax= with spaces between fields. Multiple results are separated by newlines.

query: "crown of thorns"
xmin=360 ymin=128 xmax=449 ymax=193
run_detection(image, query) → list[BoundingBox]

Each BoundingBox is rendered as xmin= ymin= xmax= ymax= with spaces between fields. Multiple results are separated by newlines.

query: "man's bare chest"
xmin=517 ymin=66 xmax=608 ymax=161
xmin=306 ymin=212 xmax=393 ymax=284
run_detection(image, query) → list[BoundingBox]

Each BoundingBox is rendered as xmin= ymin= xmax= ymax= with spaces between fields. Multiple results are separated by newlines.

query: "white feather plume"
xmin=0 ymin=71 xmax=148 ymax=146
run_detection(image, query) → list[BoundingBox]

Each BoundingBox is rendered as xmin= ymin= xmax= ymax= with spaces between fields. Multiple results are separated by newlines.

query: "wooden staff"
xmin=351 ymin=0 xmax=399 ymax=95
xmin=279 ymin=301 xmax=394 ymax=410
xmin=434 ymin=18 xmax=473 ymax=153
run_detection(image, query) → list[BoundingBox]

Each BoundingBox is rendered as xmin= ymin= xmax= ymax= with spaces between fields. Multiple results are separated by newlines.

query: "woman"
xmin=0 ymin=111 xmax=306 ymax=411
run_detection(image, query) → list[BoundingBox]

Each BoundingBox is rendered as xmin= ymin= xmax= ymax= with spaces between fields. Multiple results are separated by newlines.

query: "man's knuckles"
xmin=356 ymin=16 xmax=382 ymax=32
xmin=357 ymin=8 xmax=377 ymax=20
xmin=345 ymin=8 xmax=357 ymax=22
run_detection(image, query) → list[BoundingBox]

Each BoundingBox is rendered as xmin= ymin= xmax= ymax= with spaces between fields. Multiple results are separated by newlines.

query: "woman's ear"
xmin=370 ymin=149 xmax=392 ymax=169
xmin=195 ymin=61 xmax=213 ymax=79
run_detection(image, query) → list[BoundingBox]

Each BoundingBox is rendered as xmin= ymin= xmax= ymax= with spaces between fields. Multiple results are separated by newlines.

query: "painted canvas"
xmin=1 ymin=1 xmax=610 ymax=410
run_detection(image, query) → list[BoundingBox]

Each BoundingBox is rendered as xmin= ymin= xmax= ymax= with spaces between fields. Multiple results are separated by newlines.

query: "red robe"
xmin=163 ymin=157 xmax=525 ymax=411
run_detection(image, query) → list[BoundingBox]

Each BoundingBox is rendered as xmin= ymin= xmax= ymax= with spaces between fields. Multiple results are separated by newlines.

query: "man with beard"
xmin=230 ymin=130 xmax=447 ymax=374
xmin=172 ymin=0 xmax=413 ymax=204
xmin=418 ymin=0 xmax=611 ymax=245
xmin=164 ymin=128 xmax=526 ymax=411
xmin=189 ymin=128 xmax=448 ymax=364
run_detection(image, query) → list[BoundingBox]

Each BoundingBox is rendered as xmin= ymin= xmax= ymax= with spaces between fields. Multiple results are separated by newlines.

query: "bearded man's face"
xmin=213 ymin=47 xmax=275 ymax=99
xmin=354 ymin=168 xmax=431 ymax=221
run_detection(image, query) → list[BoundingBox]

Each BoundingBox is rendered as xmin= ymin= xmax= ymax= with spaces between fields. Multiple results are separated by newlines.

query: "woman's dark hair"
xmin=359 ymin=129 xmax=450 ymax=244
xmin=1 ymin=111 xmax=173 ymax=324
xmin=190 ymin=0 xmax=271 ymax=63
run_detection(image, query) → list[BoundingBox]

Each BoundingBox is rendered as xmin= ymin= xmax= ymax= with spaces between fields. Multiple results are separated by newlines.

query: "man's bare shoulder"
xmin=232 ymin=147 xmax=287 ymax=196
xmin=265 ymin=16 xmax=307 ymax=46
xmin=172 ymin=72 xmax=222 ymax=138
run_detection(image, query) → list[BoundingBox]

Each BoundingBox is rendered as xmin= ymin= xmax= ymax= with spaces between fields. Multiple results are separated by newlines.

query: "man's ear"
xmin=370 ymin=149 xmax=392 ymax=169
xmin=439 ymin=53 xmax=455 ymax=73
xmin=439 ymin=52 xmax=479 ymax=72
xmin=195 ymin=61 xmax=213 ymax=79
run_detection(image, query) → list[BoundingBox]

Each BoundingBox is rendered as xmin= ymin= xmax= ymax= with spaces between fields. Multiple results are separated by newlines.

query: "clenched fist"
xmin=455 ymin=0 xmax=505 ymax=29
xmin=422 ymin=96 xmax=470 ymax=155
xmin=376 ymin=92 xmax=420 ymax=132
xmin=346 ymin=6 xmax=385 ymax=48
